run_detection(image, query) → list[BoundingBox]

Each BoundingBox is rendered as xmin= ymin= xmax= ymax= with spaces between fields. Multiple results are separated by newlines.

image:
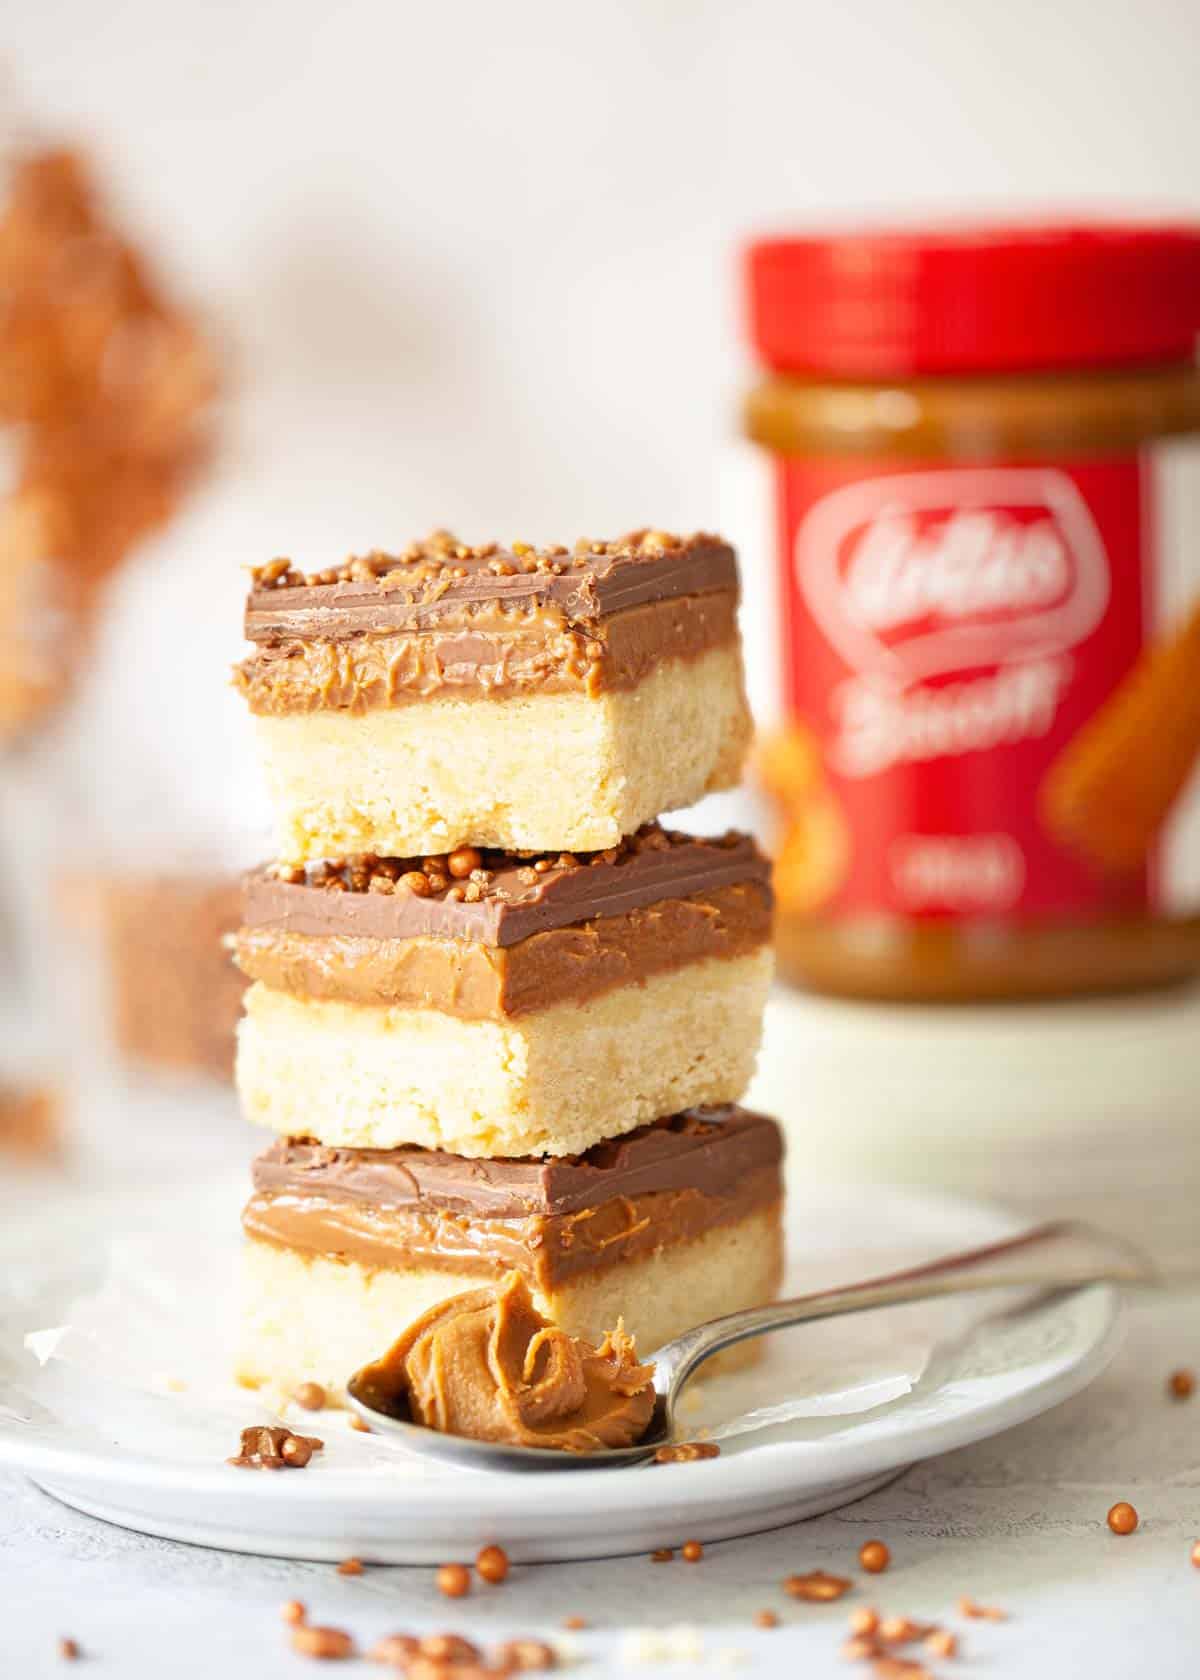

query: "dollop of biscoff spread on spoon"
xmin=357 ymin=1272 xmax=656 ymax=1451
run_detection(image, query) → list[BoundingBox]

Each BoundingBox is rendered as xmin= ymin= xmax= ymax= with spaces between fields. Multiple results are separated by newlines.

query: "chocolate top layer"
xmin=244 ymin=531 xmax=737 ymax=643
xmin=252 ymin=1106 xmax=783 ymax=1220
xmin=242 ymin=826 xmax=770 ymax=949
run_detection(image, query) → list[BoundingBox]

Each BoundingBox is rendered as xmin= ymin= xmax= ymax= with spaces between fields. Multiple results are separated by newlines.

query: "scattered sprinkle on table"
xmin=878 ymin=1616 xmax=928 ymax=1645
xmin=958 ymin=1596 xmax=1008 ymax=1621
xmin=784 ymin=1570 xmax=853 ymax=1601
xmin=476 ymin=1544 xmax=510 ymax=1584
xmin=369 ymin=1634 xmax=419 ymax=1665
xmin=1108 ymin=1501 xmax=1139 ymax=1535
xmin=290 ymin=1624 xmax=354 ymax=1660
xmin=926 ymin=1629 xmax=958 ymax=1658
xmin=492 ymin=1638 xmax=558 ymax=1670
xmin=436 ymin=1562 xmax=471 ymax=1599
xmin=420 ymin=1634 xmax=480 ymax=1664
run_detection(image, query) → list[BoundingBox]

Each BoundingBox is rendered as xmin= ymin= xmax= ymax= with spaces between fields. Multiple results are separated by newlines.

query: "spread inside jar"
xmin=354 ymin=1273 xmax=657 ymax=1452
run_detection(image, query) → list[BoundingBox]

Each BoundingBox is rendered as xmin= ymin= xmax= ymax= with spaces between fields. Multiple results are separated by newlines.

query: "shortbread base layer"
xmin=236 ymin=947 xmax=772 ymax=1157
xmin=252 ymin=644 xmax=751 ymax=862
xmin=236 ymin=1202 xmax=783 ymax=1402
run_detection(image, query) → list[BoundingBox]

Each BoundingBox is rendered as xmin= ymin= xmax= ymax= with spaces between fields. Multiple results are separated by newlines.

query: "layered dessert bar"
xmin=234 ymin=826 xmax=773 ymax=1159
xmin=237 ymin=1105 xmax=784 ymax=1400
xmin=235 ymin=530 xmax=751 ymax=863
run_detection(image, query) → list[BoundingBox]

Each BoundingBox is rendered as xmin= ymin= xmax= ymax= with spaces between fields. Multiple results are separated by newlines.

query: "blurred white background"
xmin=0 ymin=0 xmax=1197 ymax=1252
xmin=6 ymin=0 xmax=1199 ymax=844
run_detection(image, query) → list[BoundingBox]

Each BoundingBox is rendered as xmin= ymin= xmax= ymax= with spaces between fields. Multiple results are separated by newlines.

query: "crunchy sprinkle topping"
xmin=250 ymin=529 xmax=716 ymax=591
xmin=268 ymin=824 xmax=745 ymax=903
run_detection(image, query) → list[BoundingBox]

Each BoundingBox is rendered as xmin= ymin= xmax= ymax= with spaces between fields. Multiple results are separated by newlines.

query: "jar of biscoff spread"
xmin=743 ymin=223 xmax=1200 ymax=1000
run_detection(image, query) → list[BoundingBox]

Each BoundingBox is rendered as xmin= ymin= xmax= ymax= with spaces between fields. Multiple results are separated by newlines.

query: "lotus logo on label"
xmin=795 ymin=470 xmax=1112 ymax=778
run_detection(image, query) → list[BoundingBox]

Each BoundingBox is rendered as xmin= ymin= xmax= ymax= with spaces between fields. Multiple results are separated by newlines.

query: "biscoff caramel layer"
xmin=242 ymin=1166 xmax=782 ymax=1292
xmin=236 ymin=592 xmax=739 ymax=715
xmin=233 ymin=881 xmax=771 ymax=1018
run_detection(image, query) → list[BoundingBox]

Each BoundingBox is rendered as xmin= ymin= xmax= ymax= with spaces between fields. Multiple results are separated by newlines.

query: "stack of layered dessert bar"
xmin=231 ymin=530 xmax=784 ymax=1401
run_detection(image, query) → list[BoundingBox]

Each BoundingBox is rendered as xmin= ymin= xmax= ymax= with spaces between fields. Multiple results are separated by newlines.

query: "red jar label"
xmin=772 ymin=458 xmax=1161 ymax=919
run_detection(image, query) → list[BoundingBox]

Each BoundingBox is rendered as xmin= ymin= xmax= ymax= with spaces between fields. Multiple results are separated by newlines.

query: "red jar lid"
xmin=746 ymin=222 xmax=1200 ymax=377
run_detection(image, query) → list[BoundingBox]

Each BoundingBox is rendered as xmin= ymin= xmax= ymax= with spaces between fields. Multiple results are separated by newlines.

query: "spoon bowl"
xmin=345 ymin=1377 xmax=671 ymax=1471
xmin=346 ymin=1220 xmax=1155 ymax=1472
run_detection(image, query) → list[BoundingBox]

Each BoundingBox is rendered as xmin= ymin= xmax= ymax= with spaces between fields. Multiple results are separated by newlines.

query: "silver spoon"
xmin=346 ymin=1219 xmax=1154 ymax=1471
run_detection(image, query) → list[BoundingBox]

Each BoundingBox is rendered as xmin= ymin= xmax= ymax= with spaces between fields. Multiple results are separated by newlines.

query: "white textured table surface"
xmin=3 ymin=1289 xmax=1197 ymax=1679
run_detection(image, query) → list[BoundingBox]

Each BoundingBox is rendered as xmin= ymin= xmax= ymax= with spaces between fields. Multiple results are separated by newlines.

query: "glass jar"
xmin=743 ymin=223 xmax=1200 ymax=1000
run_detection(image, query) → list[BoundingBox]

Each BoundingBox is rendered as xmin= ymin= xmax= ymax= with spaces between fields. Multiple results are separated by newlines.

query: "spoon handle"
xmin=656 ymin=1219 xmax=1156 ymax=1399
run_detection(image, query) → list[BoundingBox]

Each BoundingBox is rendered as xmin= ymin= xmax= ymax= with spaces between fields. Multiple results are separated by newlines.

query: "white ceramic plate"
xmin=0 ymin=1179 xmax=1122 ymax=1562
